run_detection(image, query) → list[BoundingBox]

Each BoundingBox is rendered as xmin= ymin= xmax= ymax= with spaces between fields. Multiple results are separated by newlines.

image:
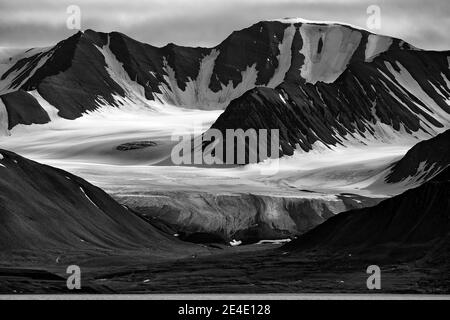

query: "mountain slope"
xmin=285 ymin=166 xmax=450 ymax=260
xmin=385 ymin=129 xmax=450 ymax=183
xmin=205 ymin=48 xmax=450 ymax=163
xmin=0 ymin=149 xmax=198 ymax=255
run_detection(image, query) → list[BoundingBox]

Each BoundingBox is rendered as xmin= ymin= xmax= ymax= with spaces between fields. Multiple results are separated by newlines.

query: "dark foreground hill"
xmin=284 ymin=167 xmax=450 ymax=262
xmin=385 ymin=129 xmax=450 ymax=183
xmin=0 ymin=149 xmax=202 ymax=257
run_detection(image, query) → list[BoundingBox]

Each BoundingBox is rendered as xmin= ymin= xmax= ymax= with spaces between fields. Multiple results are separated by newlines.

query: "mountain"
xmin=0 ymin=149 xmax=200 ymax=256
xmin=204 ymin=24 xmax=450 ymax=162
xmin=284 ymin=166 xmax=450 ymax=261
xmin=1 ymin=18 xmax=449 ymax=154
xmin=385 ymin=129 xmax=450 ymax=184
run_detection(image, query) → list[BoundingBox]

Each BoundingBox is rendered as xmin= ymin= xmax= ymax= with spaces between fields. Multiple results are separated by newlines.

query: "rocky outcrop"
xmin=1 ymin=90 xmax=50 ymax=129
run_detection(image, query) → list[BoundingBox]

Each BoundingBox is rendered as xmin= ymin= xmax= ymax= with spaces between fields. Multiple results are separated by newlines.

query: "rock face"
xmin=116 ymin=191 xmax=380 ymax=244
xmin=0 ymin=19 xmax=449 ymax=148
xmin=1 ymin=90 xmax=50 ymax=129
xmin=385 ymin=129 xmax=450 ymax=184
xmin=0 ymin=149 xmax=195 ymax=255
xmin=116 ymin=141 xmax=157 ymax=151
xmin=285 ymin=167 xmax=450 ymax=261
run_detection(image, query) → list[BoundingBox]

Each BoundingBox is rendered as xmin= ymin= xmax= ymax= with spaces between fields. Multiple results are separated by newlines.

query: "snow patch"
xmin=267 ymin=24 xmax=296 ymax=88
xmin=0 ymin=47 xmax=53 ymax=95
xmin=79 ymin=187 xmax=99 ymax=209
xmin=156 ymin=49 xmax=258 ymax=109
xmin=385 ymin=61 xmax=450 ymax=130
xmin=271 ymin=18 xmax=373 ymax=33
xmin=257 ymin=238 xmax=291 ymax=245
xmin=365 ymin=34 xmax=393 ymax=62
xmin=0 ymin=99 xmax=9 ymax=136
xmin=95 ymin=37 xmax=175 ymax=114
xmin=298 ymin=24 xmax=362 ymax=84
xmin=229 ymin=239 xmax=242 ymax=246
xmin=0 ymin=153 xmax=5 ymax=168
xmin=28 ymin=90 xmax=61 ymax=121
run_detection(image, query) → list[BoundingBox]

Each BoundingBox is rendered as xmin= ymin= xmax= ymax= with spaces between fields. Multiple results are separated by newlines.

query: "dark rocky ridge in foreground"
xmin=284 ymin=167 xmax=450 ymax=262
xmin=385 ymin=129 xmax=450 ymax=183
xmin=0 ymin=149 xmax=201 ymax=257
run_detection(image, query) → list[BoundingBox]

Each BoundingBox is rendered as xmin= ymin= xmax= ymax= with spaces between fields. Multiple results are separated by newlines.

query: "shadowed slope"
xmin=285 ymin=167 xmax=450 ymax=260
xmin=0 ymin=149 xmax=199 ymax=256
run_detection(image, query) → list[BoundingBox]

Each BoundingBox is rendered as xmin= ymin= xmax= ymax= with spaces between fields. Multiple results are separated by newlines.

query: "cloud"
xmin=0 ymin=0 xmax=448 ymax=50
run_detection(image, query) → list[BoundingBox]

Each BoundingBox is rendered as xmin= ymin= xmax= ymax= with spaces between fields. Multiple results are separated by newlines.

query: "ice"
xmin=365 ymin=34 xmax=393 ymax=62
xmin=298 ymin=23 xmax=362 ymax=84
xmin=271 ymin=18 xmax=374 ymax=33
xmin=0 ymin=99 xmax=8 ymax=136
xmin=267 ymin=24 xmax=296 ymax=88
xmin=257 ymin=239 xmax=291 ymax=245
xmin=229 ymin=239 xmax=242 ymax=246
xmin=95 ymin=37 xmax=178 ymax=113
xmin=0 ymin=101 xmax=222 ymax=166
xmin=28 ymin=90 xmax=61 ymax=121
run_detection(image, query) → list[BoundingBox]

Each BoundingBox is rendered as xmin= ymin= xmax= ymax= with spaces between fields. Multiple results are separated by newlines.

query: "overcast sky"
xmin=0 ymin=0 xmax=448 ymax=50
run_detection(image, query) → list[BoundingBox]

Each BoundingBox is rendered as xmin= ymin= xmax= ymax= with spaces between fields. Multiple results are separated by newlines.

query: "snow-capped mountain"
xmin=203 ymin=21 xmax=450 ymax=162
xmin=1 ymin=18 xmax=449 ymax=151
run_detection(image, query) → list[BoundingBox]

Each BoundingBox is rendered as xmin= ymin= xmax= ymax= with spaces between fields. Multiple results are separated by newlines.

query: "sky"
xmin=0 ymin=0 xmax=449 ymax=50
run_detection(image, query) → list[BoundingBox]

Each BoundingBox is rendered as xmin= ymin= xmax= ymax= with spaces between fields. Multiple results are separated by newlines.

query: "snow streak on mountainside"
xmin=285 ymin=166 xmax=450 ymax=260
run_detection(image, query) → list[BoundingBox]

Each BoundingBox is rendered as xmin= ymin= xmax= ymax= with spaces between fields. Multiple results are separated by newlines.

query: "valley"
xmin=0 ymin=18 xmax=449 ymax=294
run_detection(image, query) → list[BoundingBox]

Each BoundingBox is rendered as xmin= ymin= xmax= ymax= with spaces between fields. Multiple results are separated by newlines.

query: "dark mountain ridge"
xmin=284 ymin=166 xmax=450 ymax=262
xmin=0 ymin=149 xmax=201 ymax=257
xmin=386 ymin=129 xmax=450 ymax=183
